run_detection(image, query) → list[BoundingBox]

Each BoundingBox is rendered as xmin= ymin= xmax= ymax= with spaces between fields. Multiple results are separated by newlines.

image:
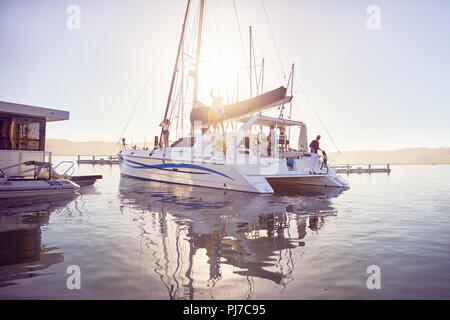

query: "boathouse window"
xmin=0 ymin=115 xmax=46 ymax=151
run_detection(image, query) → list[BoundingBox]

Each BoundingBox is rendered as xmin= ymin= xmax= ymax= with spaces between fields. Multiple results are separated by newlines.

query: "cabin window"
xmin=0 ymin=115 xmax=46 ymax=151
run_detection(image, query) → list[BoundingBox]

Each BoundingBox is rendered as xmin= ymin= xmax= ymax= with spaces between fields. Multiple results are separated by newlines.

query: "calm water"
xmin=0 ymin=157 xmax=449 ymax=299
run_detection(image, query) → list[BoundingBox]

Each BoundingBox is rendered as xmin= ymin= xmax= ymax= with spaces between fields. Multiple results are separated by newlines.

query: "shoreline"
xmin=49 ymin=154 xmax=450 ymax=166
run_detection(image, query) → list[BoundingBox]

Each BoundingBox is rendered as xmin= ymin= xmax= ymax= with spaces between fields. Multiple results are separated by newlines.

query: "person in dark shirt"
xmin=267 ymin=125 xmax=275 ymax=156
xmin=309 ymin=135 xmax=322 ymax=174
xmin=279 ymin=127 xmax=287 ymax=151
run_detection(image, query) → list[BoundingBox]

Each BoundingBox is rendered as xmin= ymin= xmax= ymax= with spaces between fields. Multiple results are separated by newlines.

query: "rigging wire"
xmin=232 ymin=0 xmax=250 ymax=79
xmin=260 ymin=0 xmax=343 ymax=154
xmin=211 ymin=3 xmax=225 ymax=45
xmin=260 ymin=0 xmax=286 ymax=80
xmin=294 ymin=78 xmax=343 ymax=154
xmin=114 ymin=31 xmax=172 ymax=150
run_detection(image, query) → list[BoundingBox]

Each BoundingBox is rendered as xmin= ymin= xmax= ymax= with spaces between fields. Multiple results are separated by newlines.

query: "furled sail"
xmin=190 ymin=86 xmax=292 ymax=126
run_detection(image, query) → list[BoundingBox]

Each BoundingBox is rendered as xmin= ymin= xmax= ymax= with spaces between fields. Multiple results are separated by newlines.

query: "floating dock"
xmin=70 ymin=175 xmax=103 ymax=186
xmin=77 ymin=155 xmax=118 ymax=165
xmin=76 ymin=155 xmax=391 ymax=175
xmin=332 ymin=164 xmax=391 ymax=174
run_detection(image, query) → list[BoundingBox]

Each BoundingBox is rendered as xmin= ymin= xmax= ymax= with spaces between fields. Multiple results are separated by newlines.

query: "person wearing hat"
xmin=309 ymin=135 xmax=322 ymax=174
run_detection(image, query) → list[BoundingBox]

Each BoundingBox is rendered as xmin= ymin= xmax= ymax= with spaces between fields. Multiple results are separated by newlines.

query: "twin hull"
xmin=118 ymin=151 xmax=348 ymax=194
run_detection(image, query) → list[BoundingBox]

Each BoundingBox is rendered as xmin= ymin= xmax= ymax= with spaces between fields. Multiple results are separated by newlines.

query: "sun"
xmin=198 ymin=48 xmax=242 ymax=105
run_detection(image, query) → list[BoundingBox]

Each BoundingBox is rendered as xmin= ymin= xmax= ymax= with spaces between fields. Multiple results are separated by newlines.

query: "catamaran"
xmin=118 ymin=0 xmax=349 ymax=194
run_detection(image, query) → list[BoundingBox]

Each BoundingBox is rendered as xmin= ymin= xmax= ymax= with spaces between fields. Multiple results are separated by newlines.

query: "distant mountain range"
xmin=46 ymin=139 xmax=120 ymax=156
xmin=45 ymin=139 xmax=450 ymax=164
xmin=327 ymin=148 xmax=450 ymax=165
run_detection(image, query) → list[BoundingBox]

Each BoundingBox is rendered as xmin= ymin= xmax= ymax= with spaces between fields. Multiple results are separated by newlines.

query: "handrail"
xmin=54 ymin=161 xmax=75 ymax=177
xmin=0 ymin=160 xmax=75 ymax=179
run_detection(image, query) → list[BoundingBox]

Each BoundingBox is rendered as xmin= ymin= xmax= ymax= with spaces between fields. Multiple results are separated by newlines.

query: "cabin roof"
xmin=0 ymin=101 xmax=69 ymax=122
xmin=235 ymin=115 xmax=305 ymax=127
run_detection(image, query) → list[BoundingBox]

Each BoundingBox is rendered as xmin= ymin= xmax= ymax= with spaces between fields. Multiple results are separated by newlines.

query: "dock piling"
xmin=77 ymin=155 xmax=119 ymax=165
xmin=335 ymin=164 xmax=392 ymax=174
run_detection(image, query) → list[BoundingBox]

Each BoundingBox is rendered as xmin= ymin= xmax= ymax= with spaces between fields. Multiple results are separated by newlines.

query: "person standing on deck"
xmin=208 ymin=89 xmax=225 ymax=133
xmin=267 ymin=125 xmax=275 ymax=156
xmin=279 ymin=127 xmax=288 ymax=151
xmin=159 ymin=119 xmax=170 ymax=148
xmin=309 ymin=135 xmax=322 ymax=174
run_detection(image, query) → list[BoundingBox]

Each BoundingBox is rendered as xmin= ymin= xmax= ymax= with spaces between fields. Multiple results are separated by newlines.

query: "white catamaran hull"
xmin=118 ymin=150 xmax=349 ymax=194
xmin=119 ymin=153 xmax=270 ymax=193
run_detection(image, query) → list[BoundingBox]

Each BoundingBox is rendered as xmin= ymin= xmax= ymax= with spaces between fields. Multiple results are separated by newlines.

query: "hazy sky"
xmin=1 ymin=0 xmax=449 ymax=151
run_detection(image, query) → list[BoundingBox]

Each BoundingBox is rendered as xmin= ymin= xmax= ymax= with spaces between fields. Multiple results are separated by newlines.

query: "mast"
xmin=180 ymin=51 xmax=185 ymax=138
xmin=236 ymin=71 xmax=239 ymax=102
xmin=249 ymin=26 xmax=253 ymax=98
xmin=288 ymin=63 xmax=294 ymax=140
xmin=261 ymin=58 xmax=264 ymax=94
xmin=160 ymin=0 xmax=191 ymax=145
xmin=192 ymin=0 xmax=205 ymax=109
xmin=249 ymin=27 xmax=260 ymax=96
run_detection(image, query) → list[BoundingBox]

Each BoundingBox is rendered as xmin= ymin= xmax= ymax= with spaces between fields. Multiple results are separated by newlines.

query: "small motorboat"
xmin=0 ymin=161 xmax=81 ymax=199
xmin=0 ymin=178 xmax=80 ymax=199
xmin=31 ymin=160 xmax=102 ymax=187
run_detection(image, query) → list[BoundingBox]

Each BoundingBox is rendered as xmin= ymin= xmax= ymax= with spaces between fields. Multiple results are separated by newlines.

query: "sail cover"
xmin=190 ymin=86 xmax=292 ymax=126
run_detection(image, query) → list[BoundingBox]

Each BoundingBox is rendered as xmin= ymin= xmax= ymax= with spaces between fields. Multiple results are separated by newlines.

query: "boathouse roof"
xmin=0 ymin=100 xmax=69 ymax=122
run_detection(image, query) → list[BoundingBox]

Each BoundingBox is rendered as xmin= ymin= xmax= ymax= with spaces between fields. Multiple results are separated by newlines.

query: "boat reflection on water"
xmin=119 ymin=177 xmax=344 ymax=299
xmin=0 ymin=196 xmax=76 ymax=288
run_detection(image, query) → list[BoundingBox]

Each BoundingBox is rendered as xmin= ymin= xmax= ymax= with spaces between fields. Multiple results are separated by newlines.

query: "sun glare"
xmin=198 ymin=49 xmax=242 ymax=104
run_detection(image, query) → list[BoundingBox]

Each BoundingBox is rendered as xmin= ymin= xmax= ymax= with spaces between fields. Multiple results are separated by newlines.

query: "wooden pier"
xmin=76 ymin=155 xmax=391 ymax=175
xmin=77 ymin=155 xmax=118 ymax=165
xmin=332 ymin=164 xmax=391 ymax=174
xmin=70 ymin=175 xmax=103 ymax=186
